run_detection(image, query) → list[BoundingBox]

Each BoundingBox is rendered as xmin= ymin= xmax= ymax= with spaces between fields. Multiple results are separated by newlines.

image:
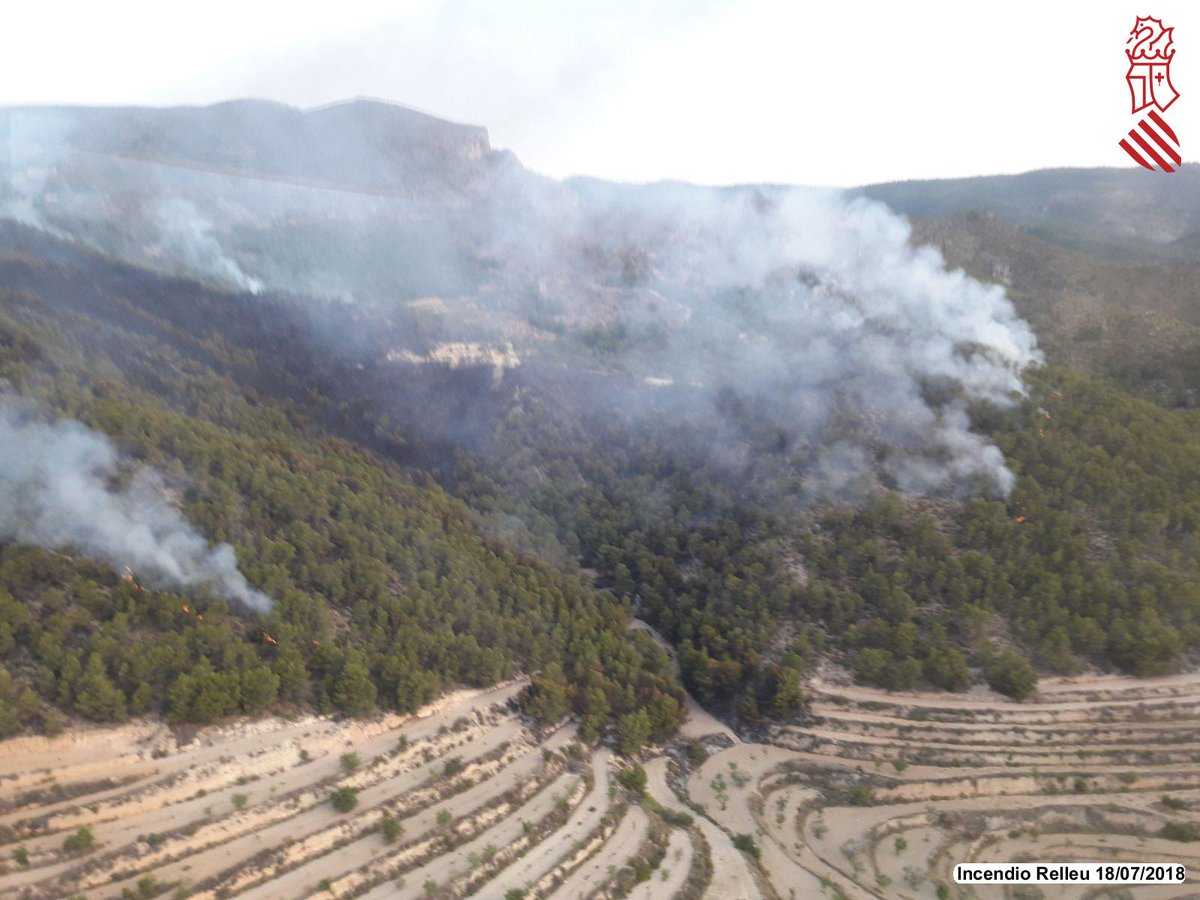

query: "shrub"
xmin=982 ymin=648 xmax=1038 ymax=700
xmin=340 ymin=752 xmax=360 ymax=773
xmin=380 ymin=813 xmax=402 ymax=843
xmin=63 ymin=826 xmax=95 ymax=854
xmin=617 ymin=764 xmax=647 ymax=797
xmin=732 ymin=833 xmax=761 ymax=859
xmin=1160 ymin=821 xmax=1200 ymax=842
xmin=231 ymin=793 xmax=248 ymax=810
xmin=330 ymin=787 xmax=358 ymax=813
xmin=631 ymin=856 xmax=653 ymax=882
xmin=847 ymin=785 xmax=874 ymax=806
xmin=660 ymin=807 xmax=693 ymax=828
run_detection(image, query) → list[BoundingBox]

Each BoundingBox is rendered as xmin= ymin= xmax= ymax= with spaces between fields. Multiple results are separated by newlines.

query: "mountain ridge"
xmin=1 ymin=97 xmax=505 ymax=202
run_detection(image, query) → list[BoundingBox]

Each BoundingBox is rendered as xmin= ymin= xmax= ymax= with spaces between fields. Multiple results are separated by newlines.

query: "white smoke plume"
xmin=150 ymin=197 xmax=264 ymax=294
xmin=1 ymin=110 xmax=266 ymax=294
xmin=476 ymin=181 xmax=1042 ymax=496
xmin=0 ymin=101 xmax=1043 ymax=499
xmin=0 ymin=398 xmax=270 ymax=612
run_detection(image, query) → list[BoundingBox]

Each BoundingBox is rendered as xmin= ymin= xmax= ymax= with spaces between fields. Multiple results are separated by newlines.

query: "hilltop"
xmin=1 ymin=98 xmax=501 ymax=197
xmin=858 ymin=164 xmax=1200 ymax=261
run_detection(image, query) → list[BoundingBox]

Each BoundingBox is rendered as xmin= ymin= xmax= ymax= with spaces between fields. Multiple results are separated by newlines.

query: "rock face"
xmin=387 ymin=342 xmax=521 ymax=385
xmin=0 ymin=98 xmax=523 ymax=300
xmin=1 ymin=98 xmax=498 ymax=197
xmin=388 ymin=341 xmax=519 ymax=368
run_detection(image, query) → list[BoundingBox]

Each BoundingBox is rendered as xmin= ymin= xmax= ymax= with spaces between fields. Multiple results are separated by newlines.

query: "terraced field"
xmin=5 ymin=670 xmax=1200 ymax=899
xmin=0 ymin=679 xmax=709 ymax=900
xmin=699 ymin=672 xmax=1200 ymax=899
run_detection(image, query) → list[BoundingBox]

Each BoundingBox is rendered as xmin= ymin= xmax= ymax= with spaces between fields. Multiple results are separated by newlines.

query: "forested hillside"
xmin=3 ymin=102 xmax=1200 ymax=741
xmin=859 ymin=166 xmax=1200 ymax=261
xmin=910 ymin=212 xmax=1200 ymax=408
xmin=0 ymin=232 xmax=684 ymax=745
xmin=444 ymin=360 xmax=1200 ymax=717
xmin=6 ymin=198 xmax=1200 ymax=738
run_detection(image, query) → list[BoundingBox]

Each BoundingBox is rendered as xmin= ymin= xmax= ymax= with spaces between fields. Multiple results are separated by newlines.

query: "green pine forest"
xmin=0 ymin=245 xmax=684 ymax=745
xmin=2 ymin=206 xmax=1200 ymax=745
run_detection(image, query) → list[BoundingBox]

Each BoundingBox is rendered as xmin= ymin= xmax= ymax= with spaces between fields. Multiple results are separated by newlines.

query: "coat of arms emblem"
xmin=1119 ymin=16 xmax=1182 ymax=172
xmin=1127 ymin=15 xmax=1179 ymax=113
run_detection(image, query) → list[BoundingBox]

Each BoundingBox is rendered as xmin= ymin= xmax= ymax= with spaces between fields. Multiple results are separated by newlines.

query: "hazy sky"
xmin=2 ymin=0 xmax=1194 ymax=186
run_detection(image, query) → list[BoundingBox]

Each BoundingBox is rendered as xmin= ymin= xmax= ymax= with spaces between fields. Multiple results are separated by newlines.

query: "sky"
xmin=1 ymin=0 xmax=1195 ymax=186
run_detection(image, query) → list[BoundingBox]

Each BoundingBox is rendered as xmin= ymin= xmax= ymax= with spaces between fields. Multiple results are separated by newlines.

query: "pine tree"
xmin=332 ymin=651 xmax=377 ymax=716
xmin=74 ymin=655 xmax=126 ymax=722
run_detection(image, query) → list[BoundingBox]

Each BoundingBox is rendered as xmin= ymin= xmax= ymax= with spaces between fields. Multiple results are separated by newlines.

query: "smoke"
xmin=472 ymin=180 xmax=1041 ymax=496
xmin=0 ymin=100 xmax=1043 ymax=500
xmin=1 ymin=109 xmax=268 ymax=294
xmin=150 ymin=197 xmax=264 ymax=294
xmin=0 ymin=398 xmax=270 ymax=612
xmin=0 ymin=110 xmax=72 ymax=238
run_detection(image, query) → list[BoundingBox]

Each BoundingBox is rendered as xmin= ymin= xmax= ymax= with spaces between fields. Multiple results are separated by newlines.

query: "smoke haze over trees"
xmin=1 ymin=100 xmax=1040 ymax=500
xmin=0 ymin=397 xmax=269 ymax=612
xmin=0 ymin=98 xmax=1197 ymax=735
